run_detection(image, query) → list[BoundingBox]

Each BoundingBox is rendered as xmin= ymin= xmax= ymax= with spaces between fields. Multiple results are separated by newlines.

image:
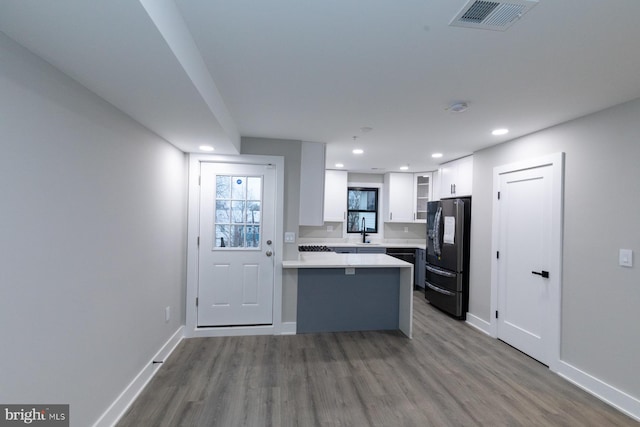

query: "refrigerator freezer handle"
xmin=426 ymin=282 xmax=456 ymax=296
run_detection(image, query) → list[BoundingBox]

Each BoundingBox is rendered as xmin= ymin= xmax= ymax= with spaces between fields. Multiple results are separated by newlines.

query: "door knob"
xmin=531 ymin=270 xmax=549 ymax=278
xmin=266 ymin=250 xmax=273 ymax=257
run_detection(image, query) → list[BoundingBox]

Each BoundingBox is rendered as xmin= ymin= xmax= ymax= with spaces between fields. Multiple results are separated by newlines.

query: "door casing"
xmin=490 ymin=152 xmax=564 ymax=372
xmin=185 ymin=153 xmax=285 ymax=337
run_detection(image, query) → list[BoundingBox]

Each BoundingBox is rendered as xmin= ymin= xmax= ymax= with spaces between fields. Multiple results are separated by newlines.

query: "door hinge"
xmin=198 ymin=175 xmax=201 ymax=186
xmin=497 ymin=191 xmax=501 ymax=200
xmin=196 ymin=297 xmax=198 ymax=307
xmin=496 ymin=310 xmax=499 ymax=319
xmin=496 ymin=251 xmax=500 ymax=259
xmin=197 ymin=236 xmax=200 ymax=246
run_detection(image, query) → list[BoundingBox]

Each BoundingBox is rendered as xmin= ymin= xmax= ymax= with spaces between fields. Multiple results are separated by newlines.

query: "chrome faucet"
xmin=362 ymin=217 xmax=367 ymax=243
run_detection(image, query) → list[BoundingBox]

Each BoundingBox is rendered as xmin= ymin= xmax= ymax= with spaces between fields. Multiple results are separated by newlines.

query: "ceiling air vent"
xmin=449 ymin=0 xmax=538 ymax=31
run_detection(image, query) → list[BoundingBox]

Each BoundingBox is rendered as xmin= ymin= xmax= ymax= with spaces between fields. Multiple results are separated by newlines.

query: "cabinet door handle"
xmin=390 ymin=212 xmax=393 ymax=220
xmin=532 ymin=270 xmax=549 ymax=278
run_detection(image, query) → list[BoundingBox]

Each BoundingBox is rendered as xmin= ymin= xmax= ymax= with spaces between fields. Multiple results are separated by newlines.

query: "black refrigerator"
xmin=425 ymin=197 xmax=471 ymax=319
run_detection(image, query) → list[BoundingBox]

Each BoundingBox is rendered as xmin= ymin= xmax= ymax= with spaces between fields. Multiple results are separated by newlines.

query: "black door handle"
xmin=532 ymin=271 xmax=549 ymax=278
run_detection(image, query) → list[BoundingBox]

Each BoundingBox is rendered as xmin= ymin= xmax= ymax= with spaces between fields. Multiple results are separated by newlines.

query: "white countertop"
xmin=283 ymin=252 xmax=414 ymax=269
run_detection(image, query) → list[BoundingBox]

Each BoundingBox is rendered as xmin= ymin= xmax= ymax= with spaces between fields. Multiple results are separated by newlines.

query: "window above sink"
xmin=347 ymin=187 xmax=378 ymax=234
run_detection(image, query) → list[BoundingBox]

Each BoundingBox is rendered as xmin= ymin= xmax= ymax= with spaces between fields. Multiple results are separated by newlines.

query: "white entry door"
xmin=495 ymin=158 xmax=562 ymax=366
xmin=198 ymin=162 xmax=276 ymax=327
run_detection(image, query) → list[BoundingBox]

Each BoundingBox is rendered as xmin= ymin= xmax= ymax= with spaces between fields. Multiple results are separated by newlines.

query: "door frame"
xmin=490 ymin=152 xmax=564 ymax=372
xmin=185 ymin=153 xmax=285 ymax=337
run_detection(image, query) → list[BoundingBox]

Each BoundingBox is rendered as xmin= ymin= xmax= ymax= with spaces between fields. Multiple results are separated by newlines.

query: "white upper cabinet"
xmin=439 ymin=156 xmax=473 ymax=198
xmin=431 ymin=169 xmax=441 ymax=201
xmin=324 ymin=170 xmax=348 ymax=222
xmin=299 ymin=142 xmax=327 ymax=226
xmin=383 ymin=173 xmax=414 ymax=222
xmin=414 ymin=172 xmax=433 ymax=222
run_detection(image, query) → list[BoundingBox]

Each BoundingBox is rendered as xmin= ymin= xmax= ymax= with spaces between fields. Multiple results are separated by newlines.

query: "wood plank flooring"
xmin=117 ymin=292 xmax=638 ymax=426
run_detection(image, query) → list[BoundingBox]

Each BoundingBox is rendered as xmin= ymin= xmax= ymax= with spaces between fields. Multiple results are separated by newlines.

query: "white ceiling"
xmin=2 ymin=0 xmax=640 ymax=172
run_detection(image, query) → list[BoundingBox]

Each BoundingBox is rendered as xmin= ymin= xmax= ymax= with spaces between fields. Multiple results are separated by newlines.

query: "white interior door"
xmin=198 ymin=162 xmax=276 ymax=327
xmin=497 ymin=165 xmax=554 ymax=364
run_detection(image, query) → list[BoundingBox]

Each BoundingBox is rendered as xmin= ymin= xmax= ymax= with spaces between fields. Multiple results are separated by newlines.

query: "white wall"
xmin=241 ymin=137 xmax=301 ymax=323
xmin=469 ymin=98 xmax=640 ymax=402
xmin=0 ymin=34 xmax=187 ymax=426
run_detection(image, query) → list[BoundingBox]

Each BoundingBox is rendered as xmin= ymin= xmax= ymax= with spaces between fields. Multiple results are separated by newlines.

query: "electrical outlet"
xmin=404 ymin=227 xmax=409 ymax=233
xmin=284 ymin=232 xmax=296 ymax=243
xmin=165 ymin=306 xmax=171 ymax=322
xmin=327 ymin=225 xmax=334 ymax=232
xmin=345 ymin=268 xmax=355 ymax=275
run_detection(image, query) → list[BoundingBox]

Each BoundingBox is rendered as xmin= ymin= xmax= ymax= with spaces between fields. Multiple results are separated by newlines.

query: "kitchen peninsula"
xmin=283 ymin=252 xmax=414 ymax=338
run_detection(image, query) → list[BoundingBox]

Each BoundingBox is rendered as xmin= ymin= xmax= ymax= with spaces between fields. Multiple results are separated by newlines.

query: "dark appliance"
xmin=425 ymin=197 xmax=471 ymax=319
xmin=386 ymin=247 xmax=420 ymax=288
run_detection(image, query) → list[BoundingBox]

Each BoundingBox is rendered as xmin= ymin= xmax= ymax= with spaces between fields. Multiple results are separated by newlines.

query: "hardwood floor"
xmin=118 ymin=292 xmax=638 ymax=426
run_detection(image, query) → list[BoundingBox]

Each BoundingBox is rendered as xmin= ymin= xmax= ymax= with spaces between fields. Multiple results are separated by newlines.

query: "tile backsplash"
xmin=384 ymin=222 xmax=426 ymax=240
xmin=299 ymin=221 xmax=426 ymax=241
xmin=299 ymin=221 xmax=344 ymax=239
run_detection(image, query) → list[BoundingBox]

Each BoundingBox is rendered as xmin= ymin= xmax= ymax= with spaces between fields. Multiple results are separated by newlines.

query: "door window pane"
xmin=215 ymin=225 xmax=229 ymax=247
xmin=246 ymin=226 xmax=260 ymax=247
xmin=214 ymin=175 xmax=263 ymax=248
xmin=247 ymin=177 xmax=261 ymax=200
xmin=229 ymin=225 xmax=245 ymax=247
xmin=215 ymin=201 xmax=230 ymax=223
xmin=216 ymin=176 xmax=231 ymax=199
xmin=231 ymin=177 xmax=246 ymax=200
xmin=246 ymin=202 xmax=261 ymax=224
xmin=231 ymin=201 xmax=245 ymax=223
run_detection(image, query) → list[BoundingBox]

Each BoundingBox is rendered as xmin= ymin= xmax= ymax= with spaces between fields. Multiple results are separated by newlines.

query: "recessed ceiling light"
xmin=360 ymin=126 xmax=373 ymax=133
xmin=199 ymin=145 xmax=214 ymax=152
xmin=335 ymin=163 xmax=344 ymax=168
xmin=400 ymin=165 xmax=409 ymax=171
xmin=492 ymin=128 xmax=509 ymax=136
xmin=352 ymin=149 xmax=364 ymax=154
xmin=432 ymin=153 xmax=443 ymax=158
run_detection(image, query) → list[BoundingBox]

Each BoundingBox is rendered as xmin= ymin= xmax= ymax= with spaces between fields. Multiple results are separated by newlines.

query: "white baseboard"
xmin=92 ymin=326 xmax=185 ymax=427
xmin=279 ymin=321 xmax=297 ymax=335
xmin=188 ymin=324 xmax=275 ymax=338
xmin=557 ymin=360 xmax=640 ymax=422
xmin=186 ymin=322 xmax=297 ymax=338
xmin=465 ymin=313 xmax=491 ymax=336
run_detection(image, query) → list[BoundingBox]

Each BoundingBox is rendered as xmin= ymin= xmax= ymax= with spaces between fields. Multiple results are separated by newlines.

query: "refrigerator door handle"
xmin=426 ymin=265 xmax=456 ymax=278
xmin=455 ymin=199 xmax=465 ymax=271
xmin=433 ymin=206 xmax=443 ymax=256
xmin=426 ymin=282 xmax=456 ymax=296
